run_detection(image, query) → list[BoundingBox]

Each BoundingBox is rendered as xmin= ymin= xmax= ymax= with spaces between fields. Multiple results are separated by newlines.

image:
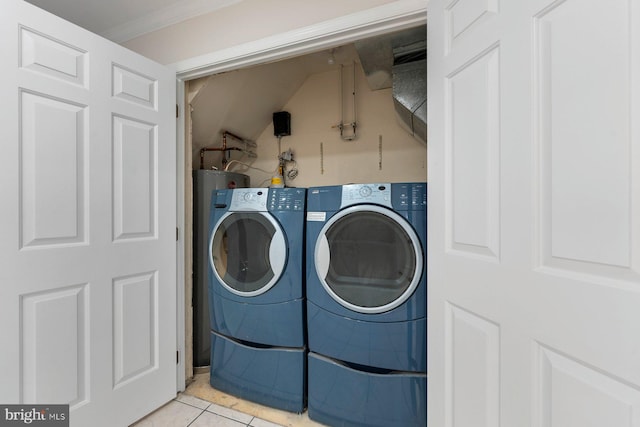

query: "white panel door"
xmin=428 ymin=0 xmax=640 ymax=426
xmin=0 ymin=2 xmax=177 ymax=426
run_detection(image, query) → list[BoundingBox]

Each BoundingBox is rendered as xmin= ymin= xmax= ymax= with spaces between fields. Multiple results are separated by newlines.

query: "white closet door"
xmin=428 ymin=0 xmax=640 ymax=426
xmin=0 ymin=2 xmax=177 ymax=426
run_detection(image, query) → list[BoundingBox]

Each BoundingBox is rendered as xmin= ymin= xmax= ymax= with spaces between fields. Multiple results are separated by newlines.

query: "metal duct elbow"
xmin=392 ymin=59 xmax=426 ymax=143
xmin=355 ymin=25 xmax=427 ymax=143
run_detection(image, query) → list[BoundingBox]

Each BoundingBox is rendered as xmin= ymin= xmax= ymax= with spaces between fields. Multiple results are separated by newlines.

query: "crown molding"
xmin=101 ymin=0 xmax=242 ymax=43
xmin=173 ymin=0 xmax=427 ymax=80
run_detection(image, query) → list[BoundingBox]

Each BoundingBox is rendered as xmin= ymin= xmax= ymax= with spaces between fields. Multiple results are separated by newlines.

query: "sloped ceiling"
xmin=190 ymin=45 xmax=359 ymax=164
xmin=190 ymin=58 xmax=306 ymax=149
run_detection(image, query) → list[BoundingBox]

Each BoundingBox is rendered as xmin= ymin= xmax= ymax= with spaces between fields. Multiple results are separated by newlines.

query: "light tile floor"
xmin=130 ymin=372 xmax=324 ymax=427
xmin=131 ymin=393 xmax=285 ymax=427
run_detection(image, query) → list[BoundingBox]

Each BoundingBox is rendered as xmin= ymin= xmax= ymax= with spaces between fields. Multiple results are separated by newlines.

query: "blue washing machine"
xmin=208 ymin=187 xmax=306 ymax=413
xmin=305 ymin=183 xmax=427 ymax=427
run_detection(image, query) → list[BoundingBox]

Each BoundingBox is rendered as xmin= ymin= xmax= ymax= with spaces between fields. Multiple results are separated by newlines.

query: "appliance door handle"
xmin=269 ymin=229 xmax=287 ymax=277
xmin=315 ymin=234 xmax=330 ymax=280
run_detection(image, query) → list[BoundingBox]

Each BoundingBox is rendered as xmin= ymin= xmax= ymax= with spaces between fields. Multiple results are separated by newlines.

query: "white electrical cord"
xmin=224 ymin=160 xmax=277 ymax=175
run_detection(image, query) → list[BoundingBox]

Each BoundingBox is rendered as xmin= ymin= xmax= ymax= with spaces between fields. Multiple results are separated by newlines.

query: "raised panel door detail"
xmin=112 ymin=64 xmax=157 ymax=110
xmin=535 ymin=345 xmax=640 ymax=427
xmin=112 ymin=272 xmax=158 ymax=388
xmin=19 ymin=26 xmax=87 ymax=87
xmin=112 ymin=115 xmax=157 ymax=241
xmin=535 ymin=0 xmax=634 ymax=272
xmin=3 ymin=3 xmax=176 ymax=425
xmin=21 ymin=284 xmax=88 ymax=407
xmin=445 ymin=46 xmax=500 ymax=260
xmin=445 ymin=0 xmax=499 ymax=56
xmin=445 ymin=304 xmax=500 ymax=427
xmin=20 ymin=90 xmax=87 ymax=249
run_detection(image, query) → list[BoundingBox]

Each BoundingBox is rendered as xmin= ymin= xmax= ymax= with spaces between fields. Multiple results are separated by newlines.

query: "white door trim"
xmin=175 ymin=79 xmax=186 ymax=391
xmin=172 ymin=0 xmax=427 ymax=79
xmin=172 ymin=0 xmax=426 ymax=390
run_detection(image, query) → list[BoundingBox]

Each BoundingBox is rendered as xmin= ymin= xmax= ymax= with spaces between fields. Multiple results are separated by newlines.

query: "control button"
xmin=359 ymin=186 xmax=372 ymax=197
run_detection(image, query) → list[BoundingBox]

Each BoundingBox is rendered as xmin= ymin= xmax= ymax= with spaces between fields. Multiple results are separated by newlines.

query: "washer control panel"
xmin=268 ymin=188 xmax=306 ymax=211
xmin=229 ymin=188 xmax=268 ymax=211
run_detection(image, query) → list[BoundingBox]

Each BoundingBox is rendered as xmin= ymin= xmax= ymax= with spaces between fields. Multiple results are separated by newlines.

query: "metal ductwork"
xmin=355 ymin=25 xmax=426 ymax=143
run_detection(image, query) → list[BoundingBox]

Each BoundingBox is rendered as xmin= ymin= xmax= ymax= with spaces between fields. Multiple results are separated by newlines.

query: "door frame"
xmin=172 ymin=0 xmax=427 ymax=389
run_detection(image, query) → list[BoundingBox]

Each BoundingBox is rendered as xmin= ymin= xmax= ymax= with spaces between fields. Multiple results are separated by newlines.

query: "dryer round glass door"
xmin=209 ymin=212 xmax=287 ymax=297
xmin=315 ymin=205 xmax=423 ymax=314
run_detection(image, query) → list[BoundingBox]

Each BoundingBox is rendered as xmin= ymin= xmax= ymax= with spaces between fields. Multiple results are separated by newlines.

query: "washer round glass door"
xmin=209 ymin=211 xmax=286 ymax=297
xmin=315 ymin=205 xmax=423 ymax=314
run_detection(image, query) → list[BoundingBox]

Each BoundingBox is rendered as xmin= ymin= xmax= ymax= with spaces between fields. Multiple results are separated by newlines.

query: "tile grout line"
xmin=185 ymin=407 xmax=206 ymax=427
xmin=173 ymin=397 xmax=211 ymax=412
xmin=172 ymin=396 xmax=285 ymax=427
xmin=178 ymin=399 xmax=257 ymax=427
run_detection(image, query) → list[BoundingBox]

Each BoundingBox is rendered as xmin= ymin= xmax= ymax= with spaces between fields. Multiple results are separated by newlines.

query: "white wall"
xmin=122 ymin=0 xmax=399 ymax=65
xmin=222 ymin=62 xmax=427 ymax=188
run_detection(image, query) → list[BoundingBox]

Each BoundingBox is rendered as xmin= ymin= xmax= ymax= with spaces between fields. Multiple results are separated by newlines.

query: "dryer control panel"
xmin=341 ymin=183 xmax=392 ymax=208
xmin=393 ymin=182 xmax=427 ymax=210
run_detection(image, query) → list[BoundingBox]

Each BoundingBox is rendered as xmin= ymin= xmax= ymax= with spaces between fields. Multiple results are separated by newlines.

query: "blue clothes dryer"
xmin=305 ymin=183 xmax=426 ymax=427
xmin=208 ymin=187 xmax=306 ymax=413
